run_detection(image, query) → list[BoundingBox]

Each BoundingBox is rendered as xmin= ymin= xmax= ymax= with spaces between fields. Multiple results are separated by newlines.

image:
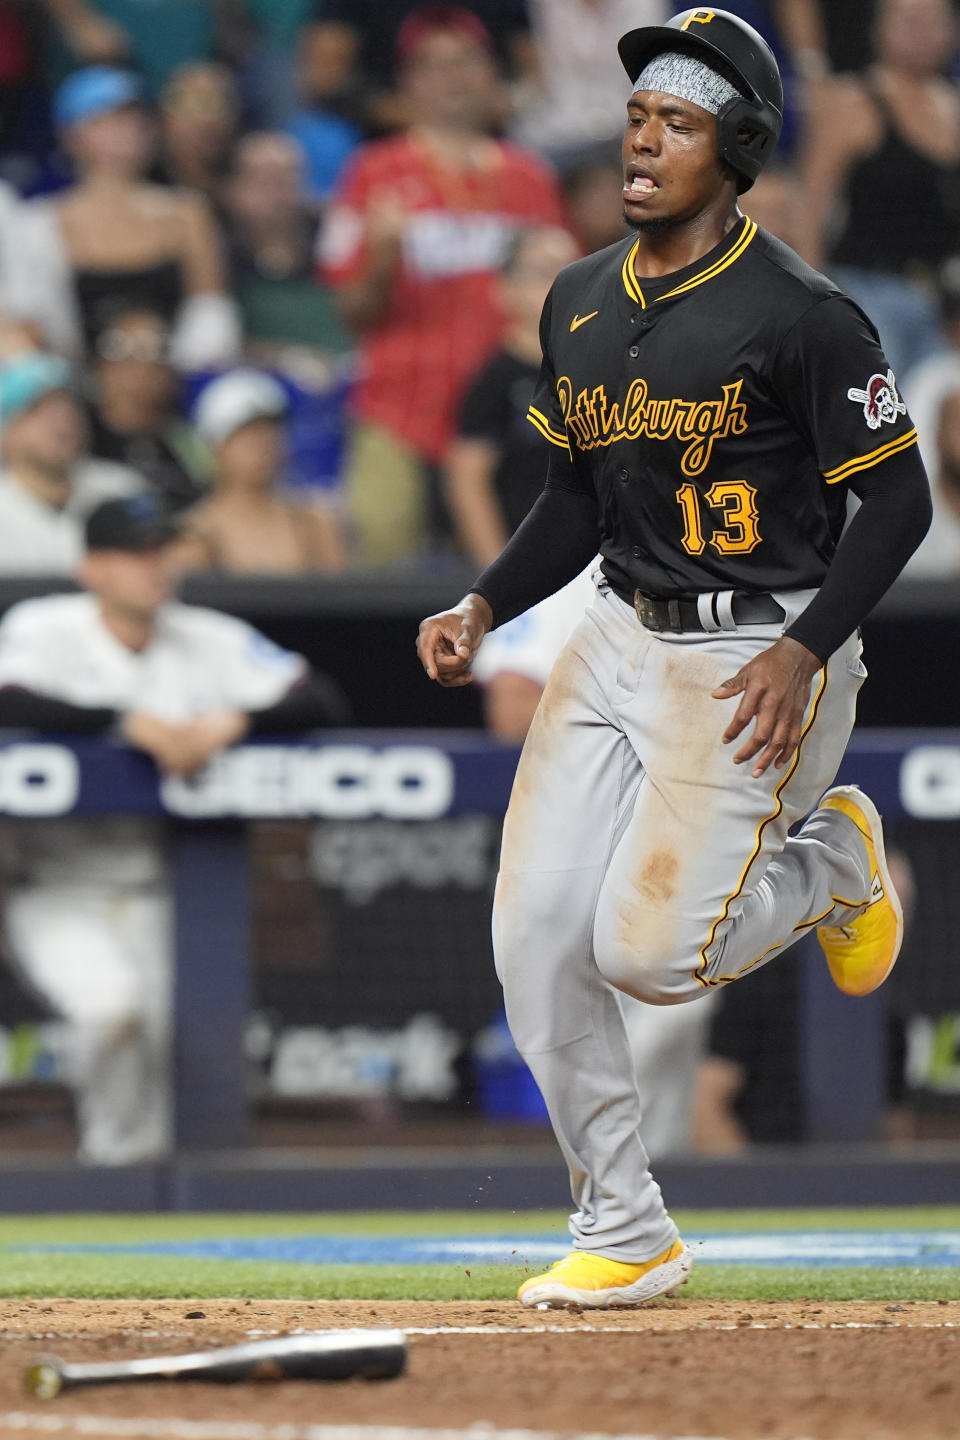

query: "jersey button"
xmin=628 ymin=345 xmax=640 ymax=358
xmin=618 ymin=468 xmax=630 ymax=484
xmin=631 ymin=545 xmax=643 ymax=558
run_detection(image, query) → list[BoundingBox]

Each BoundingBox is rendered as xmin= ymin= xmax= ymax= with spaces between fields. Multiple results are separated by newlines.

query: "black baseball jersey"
xmin=527 ymin=214 xmax=919 ymax=599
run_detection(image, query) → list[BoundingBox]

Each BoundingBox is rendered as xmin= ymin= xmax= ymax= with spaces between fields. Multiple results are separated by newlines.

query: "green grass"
xmin=1 ymin=1206 xmax=958 ymax=1243
xmin=0 ymin=1209 xmax=957 ymax=1303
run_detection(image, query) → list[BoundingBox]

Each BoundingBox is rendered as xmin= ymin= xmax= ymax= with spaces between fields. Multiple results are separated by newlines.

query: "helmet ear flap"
xmin=715 ymin=95 xmax=777 ymax=192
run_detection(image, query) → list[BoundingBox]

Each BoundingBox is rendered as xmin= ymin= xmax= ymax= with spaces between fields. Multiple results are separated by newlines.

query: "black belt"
xmin=610 ymin=582 xmax=786 ymax=634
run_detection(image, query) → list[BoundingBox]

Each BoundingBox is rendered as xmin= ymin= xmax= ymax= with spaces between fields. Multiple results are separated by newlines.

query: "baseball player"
xmin=418 ymin=8 xmax=932 ymax=1307
xmin=0 ymin=495 xmax=343 ymax=1165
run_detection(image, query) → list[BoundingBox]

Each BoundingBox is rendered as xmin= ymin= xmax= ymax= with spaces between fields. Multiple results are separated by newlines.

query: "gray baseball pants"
xmin=493 ymin=577 xmax=870 ymax=1261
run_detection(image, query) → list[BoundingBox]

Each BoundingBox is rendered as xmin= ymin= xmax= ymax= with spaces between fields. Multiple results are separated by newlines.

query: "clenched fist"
xmin=416 ymin=593 xmax=493 ymax=688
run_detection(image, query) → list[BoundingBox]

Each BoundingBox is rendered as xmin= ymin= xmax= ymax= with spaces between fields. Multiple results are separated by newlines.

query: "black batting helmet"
xmin=618 ymin=8 xmax=783 ymax=192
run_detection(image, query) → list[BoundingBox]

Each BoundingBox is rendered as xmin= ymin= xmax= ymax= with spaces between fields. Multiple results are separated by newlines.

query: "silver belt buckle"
xmin=633 ymin=591 xmax=662 ymax=631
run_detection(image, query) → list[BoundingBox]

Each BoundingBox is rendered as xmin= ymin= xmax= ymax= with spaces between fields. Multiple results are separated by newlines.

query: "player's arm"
xmin=419 ymin=283 xmax=599 ymax=686
xmin=713 ymin=298 xmax=932 ymax=777
xmin=0 ymin=686 xmax=197 ymax=775
xmin=151 ymin=673 xmax=344 ymax=776
xmin=0 ymin=666 xmax=345 ymax=775
xmin=0 ymin=687 xmax=116 ymax=733
xmin=714 ymin=450 xmax=931 ymax=777
xmin=0 ymin=690 xmax=232 ymax=776
xmin=417 ymin=450 xmax=599 ymax=686
xmin=786 ymin=452 xmax=932 ymax=663
xmin=777 ymin=296 xmax=934 ymax=664
xmin=0 ymin=611 xmax=199 ymax=773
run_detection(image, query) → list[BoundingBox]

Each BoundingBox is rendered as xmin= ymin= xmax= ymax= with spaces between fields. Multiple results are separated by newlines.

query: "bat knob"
xmin=25 ymin=1359 xmax=64 ymax=1400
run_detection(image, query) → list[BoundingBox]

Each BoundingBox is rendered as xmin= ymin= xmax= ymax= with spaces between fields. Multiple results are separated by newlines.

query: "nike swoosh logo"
xmin=570 ymin=311 xmax=599 ymax=333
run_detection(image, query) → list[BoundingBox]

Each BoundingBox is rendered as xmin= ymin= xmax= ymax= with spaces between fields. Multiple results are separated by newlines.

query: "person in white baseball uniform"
xmin=419 ymin=10 xmax=932 ymax=1307
xmin=0 ymin=495 xmax=344 ymax=1164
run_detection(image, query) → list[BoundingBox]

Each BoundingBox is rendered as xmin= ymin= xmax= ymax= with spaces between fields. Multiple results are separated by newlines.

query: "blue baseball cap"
xmin=54 ymin=67 xmax=143 ymax=130
xmin=0 ymin=353 xmax=74 ymax=423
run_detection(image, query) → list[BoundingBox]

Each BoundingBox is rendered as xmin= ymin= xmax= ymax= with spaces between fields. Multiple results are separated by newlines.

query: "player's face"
xmin=622 ymin=91 xmax=728 ymax=232
xmin=82 ymin=544 xmax=177 ymax=616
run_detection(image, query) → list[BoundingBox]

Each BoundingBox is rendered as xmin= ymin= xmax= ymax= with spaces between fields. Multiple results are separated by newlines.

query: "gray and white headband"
xmin=632 ymin=50 xmax=740 ymax=115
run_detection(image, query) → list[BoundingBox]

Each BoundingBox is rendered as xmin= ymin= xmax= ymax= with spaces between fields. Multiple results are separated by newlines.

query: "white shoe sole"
xmin=820 ymin=784 xmax=904 ymax=991
xmin=519 ymin=1244 xmax=694 ymax=1309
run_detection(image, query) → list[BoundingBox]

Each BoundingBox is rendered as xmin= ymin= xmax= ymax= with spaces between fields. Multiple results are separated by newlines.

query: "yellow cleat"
xmin=517 ymin=1238 xmax=692 ymax=1309
xmin=816 ymin=785 xmax=903 ymax=997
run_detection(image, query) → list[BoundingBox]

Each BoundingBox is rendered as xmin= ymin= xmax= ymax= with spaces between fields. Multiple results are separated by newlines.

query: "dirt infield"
xmin=0 ymin=1298 xmax=958 ymax=1440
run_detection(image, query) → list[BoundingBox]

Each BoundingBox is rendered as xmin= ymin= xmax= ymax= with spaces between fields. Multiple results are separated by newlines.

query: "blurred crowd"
xmin=0 ymin=0 xmax=955 ymax=582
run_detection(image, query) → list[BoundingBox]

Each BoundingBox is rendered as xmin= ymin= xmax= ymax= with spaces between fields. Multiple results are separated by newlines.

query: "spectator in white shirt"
xmin=0 ymin=351 xmax=145 ymax=575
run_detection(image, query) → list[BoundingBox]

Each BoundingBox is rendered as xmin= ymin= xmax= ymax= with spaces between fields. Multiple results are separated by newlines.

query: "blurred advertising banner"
xmin=1 ymin=731 xmax=960 ymax=1131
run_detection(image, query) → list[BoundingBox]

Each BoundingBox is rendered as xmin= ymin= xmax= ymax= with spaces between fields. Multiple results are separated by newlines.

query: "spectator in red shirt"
xmin=320 ymin=4 xmax=568 ymax=567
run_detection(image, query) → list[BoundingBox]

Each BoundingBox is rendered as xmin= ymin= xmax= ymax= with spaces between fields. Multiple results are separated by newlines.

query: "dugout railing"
xmin=0 ymin=728 xmax=957 ymax=1161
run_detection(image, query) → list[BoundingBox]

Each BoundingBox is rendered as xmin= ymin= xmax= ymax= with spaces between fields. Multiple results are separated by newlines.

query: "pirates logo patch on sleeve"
xmin=846 ymin=369 xmax=907 ymax=431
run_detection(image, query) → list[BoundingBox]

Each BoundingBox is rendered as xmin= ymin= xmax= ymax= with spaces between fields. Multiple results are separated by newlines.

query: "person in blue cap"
xmin=0 ymin=65 xmax=239 ymax=370
xmin=0 ymin=349 xmax=147 ymax=574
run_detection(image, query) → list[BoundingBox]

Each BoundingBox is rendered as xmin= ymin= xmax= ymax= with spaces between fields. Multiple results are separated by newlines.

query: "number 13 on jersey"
xmin=675 ymin=479 xmax=761 ymax=556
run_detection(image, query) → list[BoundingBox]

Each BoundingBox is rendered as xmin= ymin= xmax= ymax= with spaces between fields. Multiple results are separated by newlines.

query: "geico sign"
xmin=0 ymin=744 xmax=79 ymax=816
xmin=900 ymin=746 xmax=960 ymax=819
xmin=161 ymin=744 xmax=455 ymax=819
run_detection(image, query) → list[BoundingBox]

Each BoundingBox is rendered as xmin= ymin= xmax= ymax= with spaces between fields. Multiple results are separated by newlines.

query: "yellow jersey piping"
xmin=692 ymin=662 xmax=830 ymax=989
xmin=822 ymin=428 xmax=918 ymax=485
xmin=620 ymin=219 xmax=757 ymax=309
xmin=527 ymin=405 xmax=570 ymax=451
xmin=621 ymin=240 xmax=645 ymax=307
xmin=658 ymin=219 xmax=758 ymax=300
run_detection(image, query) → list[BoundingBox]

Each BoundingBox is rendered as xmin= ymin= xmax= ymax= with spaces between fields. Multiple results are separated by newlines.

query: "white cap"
xmin=194 ymin=369 xmax=288 ymax=446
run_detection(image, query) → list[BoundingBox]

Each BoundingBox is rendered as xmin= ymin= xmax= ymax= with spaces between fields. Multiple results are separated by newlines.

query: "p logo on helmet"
xmin=680 ymin=10 xmax=715 ymax=28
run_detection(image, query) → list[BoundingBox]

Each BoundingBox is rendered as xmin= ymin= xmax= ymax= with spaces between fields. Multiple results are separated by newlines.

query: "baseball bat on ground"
xmin=25 ymin=1328 xmax=407 ymax=1399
